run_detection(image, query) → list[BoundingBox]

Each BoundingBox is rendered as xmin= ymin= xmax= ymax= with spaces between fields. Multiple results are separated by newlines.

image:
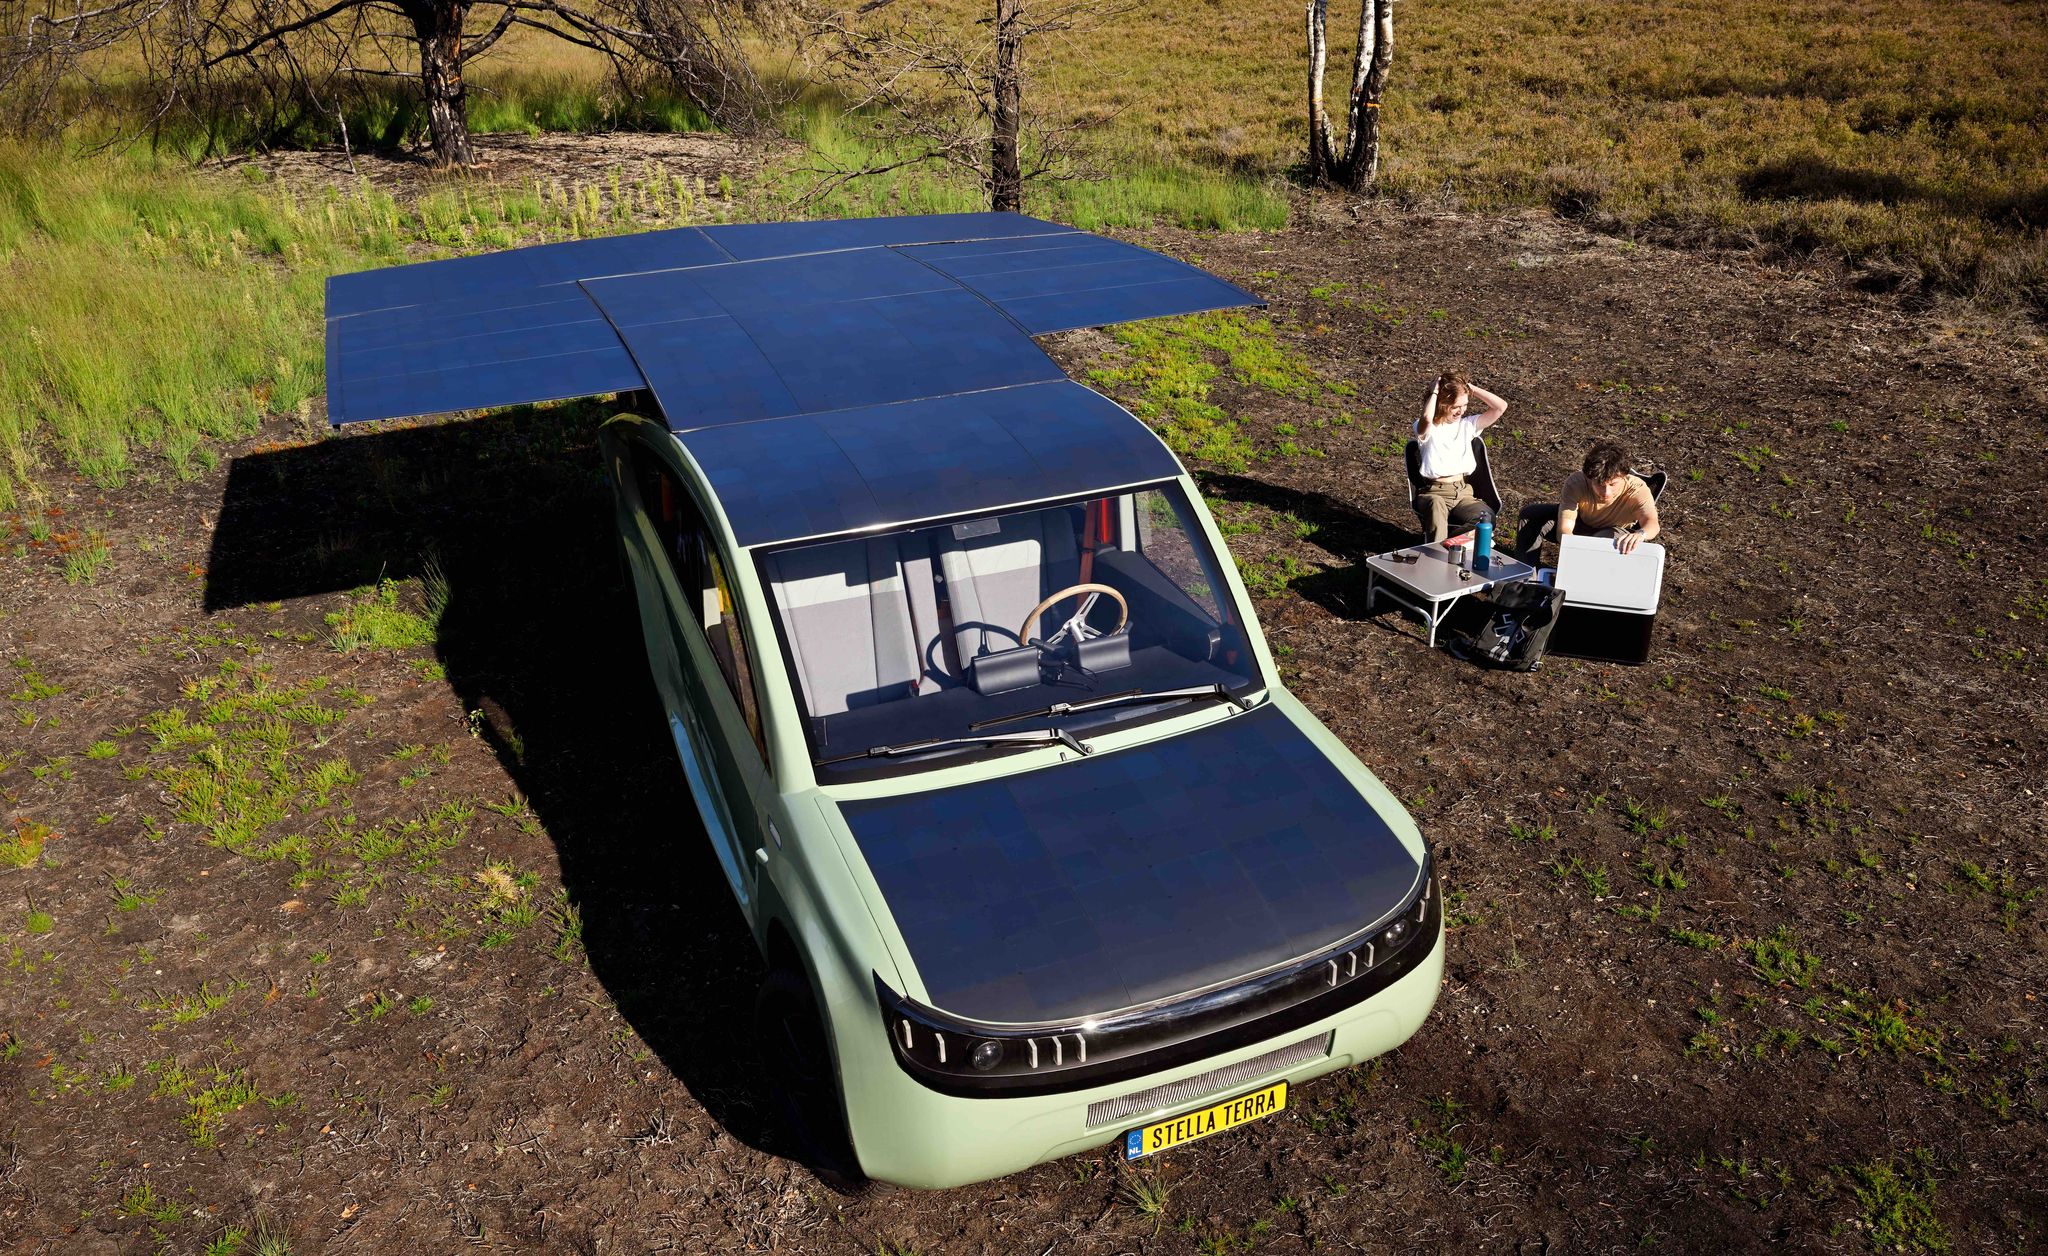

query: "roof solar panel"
xmin=904 ymin=231 xmax=1128 ymax=272
xmin=994 ymin=380 xmax=1180 ymax=487
xmin=326 ymin=226 xmax=731 ymax=319
xmin=585 ymin=310 xmax=798 ymax=427
xmin=582 ymin=275 xmax=1064 ymax=431
xmin=333 ymin=292 xmax=612 ymax=355
xmin=674 ymin=415 xmax=881 ymax=545
xmin=822 ymin=407 xmax=1049 ymax=520
xmin=1000 ymin=276 xmax=1258 ymax=337
xmin=322 ymin=214 xmax=1260 ymax=456
xmin=675 ymin=380 xmax=1179 ymax=546
xmin=699 ymin=212 xmax=1071 ymax=262
xmin=565 ymin=274 xmax=728 ymax=330
xmin=727 ymin=287 xmax=1059 ymax=418
xmin=326 ymin=339 xmax=645 ymax=426
xmin=326 ymin=282 xmax=648 ymax=425
xmin=333 ymin=313 xmax=627 ymax=379
xmin=687 ymin=247 xmax=954 ymax=313
xmin=900 ymin=234 xmax=1260 ymax=334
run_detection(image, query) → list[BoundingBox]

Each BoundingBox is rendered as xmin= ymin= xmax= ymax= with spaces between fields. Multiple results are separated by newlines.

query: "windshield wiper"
xmin=971 ymin=683 xmax=1252 ymax=731
xmin=818 ymin=727 xmax=1091 ymax=767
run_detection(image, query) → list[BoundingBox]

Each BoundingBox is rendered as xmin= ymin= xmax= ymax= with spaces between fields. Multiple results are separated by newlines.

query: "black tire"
xmin=753 ymin=965 xmax=871 ymax=1194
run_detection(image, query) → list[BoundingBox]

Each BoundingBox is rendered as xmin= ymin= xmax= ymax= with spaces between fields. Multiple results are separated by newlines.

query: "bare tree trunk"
xmin=989 ymin=0 xmax=1024 ymax=212
xmin=1343 ymin=0 xmax=1393 ymax=191
xmin=408 ymin=0 xmax=473 ymax=166
xmin=1305 ymin=0 xmax=1334 ymax=185
xmin=1303 ymin=0 xmax=1393 ymax=192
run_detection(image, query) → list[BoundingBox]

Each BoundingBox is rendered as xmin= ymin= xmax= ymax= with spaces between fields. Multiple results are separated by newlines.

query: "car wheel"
xmin=754 ymin=965 xmax=871 ymax=1194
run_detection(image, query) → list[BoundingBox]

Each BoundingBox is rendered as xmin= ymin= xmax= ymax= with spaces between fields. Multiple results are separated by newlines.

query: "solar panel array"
xmin=840 ymin=704 xmax=1424 ymax=1024
xmin=324 ymin=212 xmax=1259 ymax=543
xmin=683 ymin=380 xmax=1184 ymax=546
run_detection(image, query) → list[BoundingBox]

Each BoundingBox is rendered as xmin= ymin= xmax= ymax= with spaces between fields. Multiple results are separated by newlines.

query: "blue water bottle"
xmin=1474 ymin=518 xmax=1493 ymax=571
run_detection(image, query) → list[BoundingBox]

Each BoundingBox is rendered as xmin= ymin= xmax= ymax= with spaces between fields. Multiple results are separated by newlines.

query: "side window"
xmin=633 ymin=449 xmax=704 ymax=593
xmin=1133 ymin=489 xmax=1222 ymax=619
xmin=702 ymin=546 xmax=764 ymax=751
xmin=629 ymin=446 xmax=766 ymax=756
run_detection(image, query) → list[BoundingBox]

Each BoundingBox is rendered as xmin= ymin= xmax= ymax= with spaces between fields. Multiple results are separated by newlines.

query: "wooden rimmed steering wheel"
xmin=1019 ymin=582 xmax=1128 ymax=648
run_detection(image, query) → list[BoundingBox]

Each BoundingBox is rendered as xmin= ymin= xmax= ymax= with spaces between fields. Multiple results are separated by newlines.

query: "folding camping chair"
xmin=1403 ymin=436 xmax=1504 ymax=540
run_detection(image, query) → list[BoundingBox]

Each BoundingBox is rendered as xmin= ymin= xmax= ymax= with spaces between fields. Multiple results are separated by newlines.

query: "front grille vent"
xmin=1085 ymin=1032 xmax=1331 ymax=1128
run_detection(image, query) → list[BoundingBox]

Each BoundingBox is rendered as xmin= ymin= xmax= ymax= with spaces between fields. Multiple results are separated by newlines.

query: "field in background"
xmin=1022 ymin=0 xmax=2046 ymax=308
xmin=2 ymin=0 xmax=2044 ymax=506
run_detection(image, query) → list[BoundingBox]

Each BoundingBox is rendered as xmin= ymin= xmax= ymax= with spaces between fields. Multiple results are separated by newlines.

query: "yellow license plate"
xmin=1125 ymin=1081 xmax=1287 ymax=1159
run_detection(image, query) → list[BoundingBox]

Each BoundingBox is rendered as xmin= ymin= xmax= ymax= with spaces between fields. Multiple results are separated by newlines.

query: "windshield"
xmin=758 ymin=484 xmax=1260 ymax=778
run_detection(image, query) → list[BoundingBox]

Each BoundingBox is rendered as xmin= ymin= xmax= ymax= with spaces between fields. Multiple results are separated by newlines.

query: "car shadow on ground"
xmin=203 ymin=406 xmax=802 ymax=1162
xmin=1198 ymin=470 xmax=1457 ymax=626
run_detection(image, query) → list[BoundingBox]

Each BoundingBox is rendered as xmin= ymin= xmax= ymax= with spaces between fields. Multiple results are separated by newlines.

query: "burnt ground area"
xmin=1 ymin=203 xmax=2044 ymax=1254
xmin=211 ymin=130 xmax=773 ymax=204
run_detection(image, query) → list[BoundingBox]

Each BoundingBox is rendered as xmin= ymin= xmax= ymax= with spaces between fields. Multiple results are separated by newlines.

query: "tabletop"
xmin=1365 ymin=542 xmax=1535 ymax=602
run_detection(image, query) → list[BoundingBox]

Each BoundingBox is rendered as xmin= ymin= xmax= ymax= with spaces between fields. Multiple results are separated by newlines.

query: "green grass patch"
xmin=0 ymin=140 xmax=340 ymax=503
xmin=0 ymin=818 xmax=54 ymax=868
xmin=1837 ymin=1156 xmax=1949 ymax=1253
xmin=1054 ymin=159 xmax=1288 ymax=233
xmin=117 ymin=1179 xmax=183 ymax=1224
xmin=1747 ymin=926 xmax=1820 ymax=987
xmin=772 ymin=103 xmax=1287 ymax=234
xmin=325 ymin=567 xmax=450 ymax=653
xmin=0 ymin=138 xmax=729 ymax=507
xmin=151 ymin=1058 xmax=265 ymax=1147
xmin=1087 ymin=312 xmax=1345 ymax=472
xmin=1667 ymin=928 xmax=1725 ymax=949
xmin=62 ymin=531 xmax=113 ymax=584
xmin=1236 ymin=553 xmax=1314 ymax=600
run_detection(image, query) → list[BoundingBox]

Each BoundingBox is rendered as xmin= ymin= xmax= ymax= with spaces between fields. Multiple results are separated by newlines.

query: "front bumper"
xmin=839 ymin=908 xmax=1446 ymax=1188
xmin=877 ymin=858 xmax=1440 ymax=1097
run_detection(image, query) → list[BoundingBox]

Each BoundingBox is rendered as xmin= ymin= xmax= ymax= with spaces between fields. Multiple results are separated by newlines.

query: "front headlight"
xmin=877 ymin=850 xmax=1440 ymax=1097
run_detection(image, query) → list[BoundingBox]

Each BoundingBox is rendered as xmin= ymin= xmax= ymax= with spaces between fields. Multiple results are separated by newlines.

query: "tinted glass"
xmin=631 ymin=448 xmax=765 ymax=754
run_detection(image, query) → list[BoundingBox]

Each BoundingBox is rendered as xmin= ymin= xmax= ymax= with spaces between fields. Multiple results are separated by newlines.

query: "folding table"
xmin=1364 ymin=542 xmax=1536 ymax=647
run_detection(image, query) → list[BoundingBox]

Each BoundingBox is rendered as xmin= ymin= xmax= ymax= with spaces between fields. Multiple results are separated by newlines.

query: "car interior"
xmin=760 ymin=485 xmax=1258 ymax=770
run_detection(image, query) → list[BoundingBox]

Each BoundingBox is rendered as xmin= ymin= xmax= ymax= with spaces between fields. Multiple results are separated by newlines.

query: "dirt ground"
xmin=208 ymin=129 xmax=773 ymax=201
xmin=1 ymin=193 xmax=2043 ymax=1255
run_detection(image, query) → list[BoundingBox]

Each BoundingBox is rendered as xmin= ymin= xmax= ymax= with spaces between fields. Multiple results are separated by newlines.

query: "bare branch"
xmin=198 ymin=0 xmax=369 ymax=69
xmin=461 ymin=2 xmax=522 ymax=59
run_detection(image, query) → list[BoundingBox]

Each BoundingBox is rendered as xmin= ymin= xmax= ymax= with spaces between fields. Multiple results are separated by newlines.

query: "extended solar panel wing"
xmin=896 ymin=233 xmax=1259 ymax=334
xmin=321 ymin=212 xmax=1261 ymax=430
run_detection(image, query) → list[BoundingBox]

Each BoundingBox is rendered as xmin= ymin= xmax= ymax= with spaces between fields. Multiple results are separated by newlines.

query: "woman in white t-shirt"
xmin=1411 ymin=369 xmax=1509 ymax=542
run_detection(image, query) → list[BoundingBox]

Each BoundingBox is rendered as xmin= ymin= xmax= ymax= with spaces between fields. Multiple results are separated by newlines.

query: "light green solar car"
xmin=323 ymin=212 xmax=1442 ymax=1190
xmin=597 ymin=409 xmax=1443 ymax=1189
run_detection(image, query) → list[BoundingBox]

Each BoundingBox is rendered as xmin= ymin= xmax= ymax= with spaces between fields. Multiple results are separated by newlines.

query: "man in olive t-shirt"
xmin=1512 ymin=442 xmax=1661 ymax=562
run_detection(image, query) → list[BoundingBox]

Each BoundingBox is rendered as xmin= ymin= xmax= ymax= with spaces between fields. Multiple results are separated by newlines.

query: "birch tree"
xmin=1305 ymin=0 xmax=1393 ymax=192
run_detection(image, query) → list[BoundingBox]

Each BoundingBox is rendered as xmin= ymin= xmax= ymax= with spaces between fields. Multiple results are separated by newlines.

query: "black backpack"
xmin=1455 ymin=582 xmax=1565 ymax=671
